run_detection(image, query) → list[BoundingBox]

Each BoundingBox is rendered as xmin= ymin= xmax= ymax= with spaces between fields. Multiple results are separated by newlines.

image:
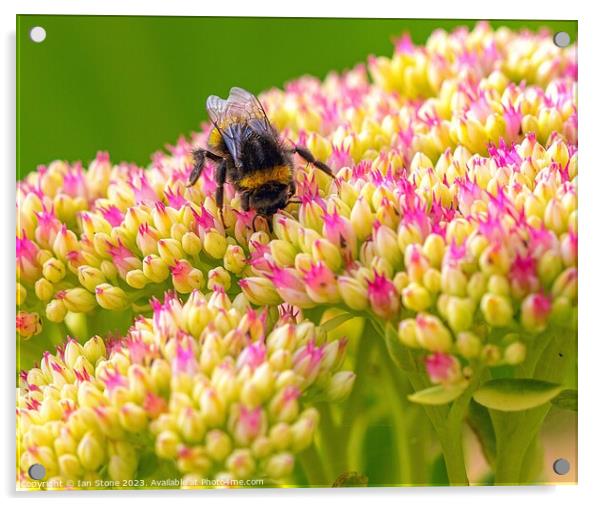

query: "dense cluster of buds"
xmin=18 ymin=290 xmax=353 ymax=488
xmin=16 ymin=21 xmax=577 ymax=487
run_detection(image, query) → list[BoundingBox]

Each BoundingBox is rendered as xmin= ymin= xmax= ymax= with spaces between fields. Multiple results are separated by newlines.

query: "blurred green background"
xmin=16 ymin=16 xmax=577 ymax=178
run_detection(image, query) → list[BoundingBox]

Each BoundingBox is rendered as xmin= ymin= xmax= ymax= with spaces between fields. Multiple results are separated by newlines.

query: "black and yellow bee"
xmin=187 ymin=87 xmax=334 ymax=229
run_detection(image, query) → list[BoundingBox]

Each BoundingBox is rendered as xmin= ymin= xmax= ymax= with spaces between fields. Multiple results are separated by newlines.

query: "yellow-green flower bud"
xmin=268 ymin=423 xmax=292 ymax=451
xmin=176 ymin=407 xmax=206 ymax=444
xmin=181 ymin=232 xmax=202 ymax=256
xmin=479 ymin=244 xmax=510 ymax=275
xmin=125 ymin=269 xmax=148 ymax=289
xmin=207 ymin=267 xmax=231 ymax=291
xmin=290 ymin=412 xmax=318 ymax=453
xmin=350 ymin=196 xmax=374 ymax=241
xmin=155 ymin=430 xmax=180 ymax=460
xmin=270 ymin=239 xmax=297 ymax=267
xmin=142 ymin=255 xmax=170 ymax=283
xmin=520 ymin=293 xmax=551 ymax=333
xmin=100 ymin=260 xmax=119 ymax=283
xmin=226 ymin=448 xmax=256 ymax=479
xmin=402 ymin=282 xmax=432 ymax=312
xmin=415 ymin=313 xmax=452 ymax=352
xmin=63 ymin=287 xmax=96 ymax=313
xmin=481 ymin=344 xmax=502 ymax=366
xmin=312 ymin=238 xmax=342 ymax=272
xmin=393 ymin=271 xmax=410 ymax=293
xmin=544 ymin=198 xmax=568 ymax=235
xmin=326 ymin=371 xmax=356 ymax=401
xmin=265 ymin=452 xmax=294 ymax=480
xmin=537 ymin=250 xmax=563 ymax=285
xmin=239 ymin=277 xmax=282 ymax=306
xmin=83 ymin=336 xmax=106 ymax=364
xmin=58 ymin=453 xmax=82 ymax=479
xmin=504 ymin=341 xmax=526 ymax=365
xmin=35 ymin=278 xmax=54 ymax=301
xmin=423 ymin=268 xmax=441 ymax=293
xmin=480 ymin=293 xmax=514 ymax=327
xmin=108 ymin=455 xmax=135 ymax=481
xmin=446 ymin=296 xmax=475 ymax=332
xmin=205 ymin=429 xmax=232 ymax=461
xmin=552 ymin=267 xmax=577 ymax=300
xmin=487 ymin=274 xmax=510 ymax=296
xmin=77 ymin=431 xmax=105 ymax=471
xmin=337 ymin=275 xmax=369 ymax=311
xmin=441 ymin=266 xmax=467 ymax=296
xmin=157 ymin=238 xmax=184 ymax=266
xmin=398 ymin=318 xmax=419 ymax=348
xmin=119 ymin=402 xmax=148 ymax=432
xmin=423 ymin=233 xmax=445 ymax=268
xmin=456 ymin=331 xmax=482 ymax=359
xmin=46 ymin=299 xmax=67 ymax=322
xmin=550 ymin=296 xmax=572 ymax=325
xmin=78 ymin=266 xmax=106 ymax=292
xmin=224 ymin=244 xmax=247 ymax=274
xmin=467 ymin=272 xmax=487 ymax=300
xmin=374 ymin=224 xmax=402 ymax=270
xmin=53 ymin=227 xmax=79 ymax=261
xmin=203 ymin=231 xmax=227 ymax=259
xmin=95 ymin=284 xmax=129 ymax=310
xmin=42 ymin=258 xmax=66 ymax=283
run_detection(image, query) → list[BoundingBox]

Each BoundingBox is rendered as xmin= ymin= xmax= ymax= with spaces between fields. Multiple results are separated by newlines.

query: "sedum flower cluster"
xmin=18 ymin=290 xmax=352 ymax=488
xmin=17 ymin=21 xmax=577 ymax=487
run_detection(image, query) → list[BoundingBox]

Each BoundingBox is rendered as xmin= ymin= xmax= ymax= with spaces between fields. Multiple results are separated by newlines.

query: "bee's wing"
xmin=206 ymin=93 xmax=245 ymax=162
xmin=206 ymin=95 xmax=229 ymax=130
xmin=225 ymin=87 xmax=273 ymax=136
xmin=206 ymin=88 xmax=274 ymax=165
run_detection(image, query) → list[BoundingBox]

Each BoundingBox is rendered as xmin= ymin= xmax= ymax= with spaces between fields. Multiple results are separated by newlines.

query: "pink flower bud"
xmin=425 ymin=353 xmax=461 ymax=385
xmin=367 ymin=272 xmax=399 ymax=319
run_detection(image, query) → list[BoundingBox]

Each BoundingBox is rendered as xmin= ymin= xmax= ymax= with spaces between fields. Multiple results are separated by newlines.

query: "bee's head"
xmin=249 ymin=182 xmax=290 ymax=216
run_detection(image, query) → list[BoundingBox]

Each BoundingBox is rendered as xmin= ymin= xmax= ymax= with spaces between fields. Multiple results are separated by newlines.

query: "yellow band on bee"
xmin=239 ymin=165 xmax=291 ymax=189
xmin=208 ymin=128 xmax=223 ymax=151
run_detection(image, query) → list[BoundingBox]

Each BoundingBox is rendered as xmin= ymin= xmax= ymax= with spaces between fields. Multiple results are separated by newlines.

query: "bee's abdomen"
xmin=238 ymin=165 xmax=291 ymax=190
xmin=239 ymin=134 xmax=286 ymax=168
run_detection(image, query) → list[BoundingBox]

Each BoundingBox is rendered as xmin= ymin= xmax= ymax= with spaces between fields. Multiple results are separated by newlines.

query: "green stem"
xmin=375 ymin=318 xmax=474 ymax=486
xmin=372 ymin=324 xmax=417 ymax=484
xmin=492 ymin=327 xmax=576 ymax=484
xmin=299 ymin=443 xmax=329 ymax=487
xmin=492 ymin=406 xmax=550 ymax=484
xmin=316 ymin=403 xmax=341 ymax=483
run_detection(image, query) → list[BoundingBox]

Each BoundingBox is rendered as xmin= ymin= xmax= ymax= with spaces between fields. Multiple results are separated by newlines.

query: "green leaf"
xmin=408 ymin=383 xmax=468 ymax=405
xmin=473 ymin=378 xmax=563 ymax=412
xmin=384 ymin=322 xmax=415 ymax=372
xmin=319 ymin=312 xmax=354 ymax=332
xmin=429 ymin=454 xmax=449 ymax=486
xmin=467 ymin=399 xmax=497 ymax=467
xmin=551 ymin=389 xmax=578 ymax=411
xmin=136 ymin=452 xmax=158 ymax=478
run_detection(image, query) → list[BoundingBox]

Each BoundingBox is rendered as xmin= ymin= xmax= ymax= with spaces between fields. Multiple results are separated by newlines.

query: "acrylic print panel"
xmin=16 ymin=16 xmax=577 ymax=490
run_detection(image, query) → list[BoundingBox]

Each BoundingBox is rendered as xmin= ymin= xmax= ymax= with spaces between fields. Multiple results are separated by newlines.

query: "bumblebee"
xmin=187 ymin=87 xmax=334 ymax=229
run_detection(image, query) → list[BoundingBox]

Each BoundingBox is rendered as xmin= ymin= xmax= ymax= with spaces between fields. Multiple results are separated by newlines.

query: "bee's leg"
xmin=288 ymin=179 xmax=297 ymax=198
xmin=215 ymin=160 xmax=227 ymax=226
xmin=286 ymin=181 xmax=301 ymax=205
xmin=187 ymin=149 xmax=223 ymax=187
xmin=252 ymin=214 xmax=262 ymax=233
xmin=251 ymin=214 xmax=272 ymax=234
xmin=291 ymin=145 xmax=335 ymax=178
xmin=240 ymin=191 xmax=250 ymax=212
